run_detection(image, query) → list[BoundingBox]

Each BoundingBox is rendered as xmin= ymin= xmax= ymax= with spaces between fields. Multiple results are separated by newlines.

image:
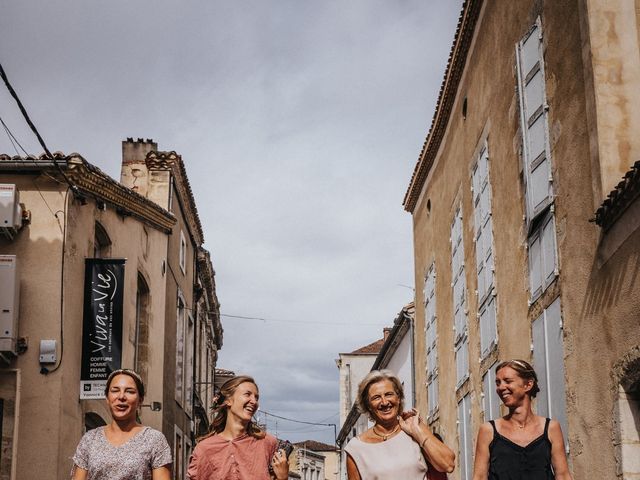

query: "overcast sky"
xmin=1 ymin=0 xmax=462 ymax=444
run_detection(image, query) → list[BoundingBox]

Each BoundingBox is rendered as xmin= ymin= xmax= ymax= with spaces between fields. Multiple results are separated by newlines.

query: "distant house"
xmin=292 ymin=440 xmax=338 ymax=480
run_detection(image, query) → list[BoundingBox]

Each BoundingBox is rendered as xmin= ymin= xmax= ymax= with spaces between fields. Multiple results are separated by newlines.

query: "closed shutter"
xmin=456 ymin=336 xmax=470 ymax=386
xmin=482 ymin=363 xmax=501 ymax=421
xmin=532 ymin=297 xmax=568 ymax=444
xmin=517 ymin=19 xmax=554 ymax=222
xmin=457 ymin=394 xmax=473 ymax=480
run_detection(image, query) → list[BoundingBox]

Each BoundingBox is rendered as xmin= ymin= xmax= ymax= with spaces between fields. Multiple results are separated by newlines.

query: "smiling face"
xmin=495 ymin=366 xmax=533 ymax=407
xmin=106 ymin=374 xmax=141 ymax=422
xmin=225 ymin=381 xmax=259 ymax=424
xmin=367 ymin=379 xmax=400 ymax=424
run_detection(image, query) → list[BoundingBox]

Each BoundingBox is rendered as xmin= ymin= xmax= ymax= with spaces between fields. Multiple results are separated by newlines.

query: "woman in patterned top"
xmin=187 ymin=375 xmax=289 ymax=480
xmin=472 ymin=360 xmax=572 ymax=480
xmin=71 ymin=369 xmax=172 ymax=480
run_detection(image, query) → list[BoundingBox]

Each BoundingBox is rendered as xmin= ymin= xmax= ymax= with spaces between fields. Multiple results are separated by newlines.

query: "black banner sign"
xmin=80 ymin=258 xmax=126 ymax=400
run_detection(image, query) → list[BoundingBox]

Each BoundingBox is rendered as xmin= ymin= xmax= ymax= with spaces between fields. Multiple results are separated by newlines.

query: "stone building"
xmin=292 ymin=440 xmax=339 ymax=480
xmin=0 ymin=138 xmax=222 ymax=480
xmin=403 ymin=1 xmax=640 ymax=479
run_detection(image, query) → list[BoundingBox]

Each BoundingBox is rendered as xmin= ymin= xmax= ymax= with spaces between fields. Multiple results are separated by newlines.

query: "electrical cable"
xmin=40 ymin=187 xmax=70 ymax=375
xmin=220 ymin=313 xmax=387 ymax=327
xmin=0 ymin=61 xmax=79 ymax=195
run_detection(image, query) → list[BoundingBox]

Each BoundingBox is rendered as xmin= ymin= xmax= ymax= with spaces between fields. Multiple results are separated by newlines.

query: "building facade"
xmin=0 ymin=138 xmax=222 ymax=480
xmin=404 ymin=1 xmax=640 ymax=479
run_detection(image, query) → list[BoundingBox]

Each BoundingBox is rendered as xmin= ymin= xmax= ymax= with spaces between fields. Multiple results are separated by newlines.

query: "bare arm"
xmin=346 ymin=453 xmax=362 ymax=480
xmin=548 ymin=420 xmax=572 ymax=480
xmin=152 ymin=465 xmax=171 ymax=480
xmin=471 ymin=422 xmax=493 ymax=480
xmin=71 ymin=466 xmax=88 ymax=480
xmin=399 ymin=410 xmax=455 ymax=473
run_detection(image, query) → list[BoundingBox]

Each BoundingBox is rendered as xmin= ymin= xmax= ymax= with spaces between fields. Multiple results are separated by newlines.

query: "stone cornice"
xmin=403 ymin=0 xmax=483 ymax=213
xmin=146 ymin=151 xmax=204 ymax=245
xmin=0 ymin=152 xmax=176 ymax=233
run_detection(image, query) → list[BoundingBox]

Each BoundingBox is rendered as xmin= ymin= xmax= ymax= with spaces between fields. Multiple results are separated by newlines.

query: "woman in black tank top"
xmin=471 ymin=360 xmax=573 ymax=480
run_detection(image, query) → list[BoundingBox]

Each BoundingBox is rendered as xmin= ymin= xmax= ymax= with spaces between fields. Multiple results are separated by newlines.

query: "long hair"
xmin=495 ymin=359 xmax=540 ymax=398
xmin=200 ymin=375 xmax=265 ymax=441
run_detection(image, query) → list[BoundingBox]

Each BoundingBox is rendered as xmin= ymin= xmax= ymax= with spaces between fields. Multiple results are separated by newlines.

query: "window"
xmin=516 ymin=18 xmax=553 ymax=222
xmin=472 ymin=145 xmax=498 ymax=357
xmin=175 ymin=295 xmax=186 ymax=405
xmin=134 ymin=273 xmax=150 ymax=383
xmin=94 ymin=222 xmax=111 ymax=258
xmin=185 ymin=313 xmax=195 ymax=417
xmin=179 ymin=231 xmax=187 ymax=274
xmin=532 ymin=297 xmax=568 ymax=446
xmin=517 ymin=18 xmax=559 ymax=302
xmin=174 ymin=426 xmax=184 ymax=480
xmin=185 ymin=437 xmax=193 ymax=479
xmin=457 ymin=393 xmax=473 ymax=480
xmin=528 ymin=212 xmax=558 ymax=300
xmin=424 ymin=264 xmax=439 ymax=417
xmin=451 ymin=207 xmax=469 ymax=386
xmin=482 ymin=362 xmax=501 ymax=421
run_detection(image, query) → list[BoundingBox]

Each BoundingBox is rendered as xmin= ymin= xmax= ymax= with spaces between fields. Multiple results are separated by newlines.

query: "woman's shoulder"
xmin=79 ymin=426 xmax=105 ymax=443
xmin=140 ymin=426 xmax=169 ymax=443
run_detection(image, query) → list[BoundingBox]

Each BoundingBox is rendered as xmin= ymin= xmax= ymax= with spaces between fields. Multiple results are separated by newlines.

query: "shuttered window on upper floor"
xmin=451 ymin=206 xmax=469 ymax=386
xmin=517 ymin=18 xmax=560 ymax=303
xmin=472 ymin=145 xmax=498 ymax=358
xmin=516 ymin=18 xmax=554 ymax=222
xmin=424 ymin=264 xmax=439 ymax=417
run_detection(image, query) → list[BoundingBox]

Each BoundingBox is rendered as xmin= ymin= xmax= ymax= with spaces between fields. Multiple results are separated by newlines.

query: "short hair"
xmin=356 ymin=369 xmax=405 ymax=419
xmin=104 ymin=368 xmax=145 ymax=400
xmin=495 ymin=359 xmax=540 ymax=398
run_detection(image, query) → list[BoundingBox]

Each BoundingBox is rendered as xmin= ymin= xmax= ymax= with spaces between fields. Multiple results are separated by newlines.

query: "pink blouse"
xmin=187 ymin=432 xmax=278 ymax=480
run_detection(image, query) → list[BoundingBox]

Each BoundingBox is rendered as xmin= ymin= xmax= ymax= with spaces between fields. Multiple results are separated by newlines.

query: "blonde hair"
xmin=356 ymin=369 xmax=405 ymax=419
xmin=200 ymin=375 xmax=265 ymax=441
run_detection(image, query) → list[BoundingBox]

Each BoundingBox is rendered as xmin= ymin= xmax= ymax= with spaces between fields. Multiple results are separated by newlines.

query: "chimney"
xmin=122 ymin=137 xmax=157 ymax=164
xmin=120 ymin=138 xmax=157 ymax=197
xmin=383 ymin=327 xmax=392 ymax=342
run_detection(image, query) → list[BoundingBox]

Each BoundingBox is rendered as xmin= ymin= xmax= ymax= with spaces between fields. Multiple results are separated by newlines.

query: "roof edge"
xmin=403 ymin=0 xmax=483 ymax=213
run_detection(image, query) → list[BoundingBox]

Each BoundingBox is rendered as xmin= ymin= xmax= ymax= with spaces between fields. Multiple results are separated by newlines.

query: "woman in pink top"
xmin=187 ymin=375 xmax=289 ymax=480
xmin=345 ymin=370 xmax=456 ymax=480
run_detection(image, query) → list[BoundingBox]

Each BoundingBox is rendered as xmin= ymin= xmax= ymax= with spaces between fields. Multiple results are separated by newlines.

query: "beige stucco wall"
xmin=409 ymin=0 xmax=640 ymax=478
xmin=0 ymin=171 xmax=169 ymax=480
xmin=582 ymin=0 xmax=640 ymax=202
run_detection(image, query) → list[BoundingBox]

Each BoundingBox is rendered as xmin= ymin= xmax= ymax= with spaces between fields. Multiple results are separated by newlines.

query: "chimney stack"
xmin=120 ymin=138 xmax=157 ymax=197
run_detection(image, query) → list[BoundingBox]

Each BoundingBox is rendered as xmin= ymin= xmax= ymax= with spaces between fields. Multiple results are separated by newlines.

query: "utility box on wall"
xmin=0 ymin=255 xmax=20 ymax=354
xmin=0 ymin=184 xmax=22 ymax=227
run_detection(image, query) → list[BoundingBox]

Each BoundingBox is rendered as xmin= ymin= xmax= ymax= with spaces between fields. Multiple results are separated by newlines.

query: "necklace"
xmin=372 ymin=424 xmax=400 ymax=441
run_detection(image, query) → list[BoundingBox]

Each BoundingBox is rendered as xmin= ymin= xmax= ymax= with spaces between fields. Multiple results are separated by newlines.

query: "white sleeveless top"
xmin=344 ymin=430 xmax=428 ymax=480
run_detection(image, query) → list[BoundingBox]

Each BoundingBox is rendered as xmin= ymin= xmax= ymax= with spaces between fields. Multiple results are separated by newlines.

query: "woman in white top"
xmin=345 ymin=369 xmax=455 ymax=480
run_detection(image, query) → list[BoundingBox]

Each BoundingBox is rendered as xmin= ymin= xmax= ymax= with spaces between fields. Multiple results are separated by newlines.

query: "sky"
xmin=0 ymin=0 xmax=462 ymax=445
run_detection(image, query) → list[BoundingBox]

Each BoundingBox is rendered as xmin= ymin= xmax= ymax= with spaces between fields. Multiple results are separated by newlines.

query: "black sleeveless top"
xmin=488 ymin=418 xmax=554 ymax=480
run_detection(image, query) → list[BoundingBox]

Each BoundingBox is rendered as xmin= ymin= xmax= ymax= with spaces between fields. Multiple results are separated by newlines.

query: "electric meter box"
xmin=0 ymin=255 xmax=20 ymax=354
xmin=0 ymin=184 xmax=22 ymax=228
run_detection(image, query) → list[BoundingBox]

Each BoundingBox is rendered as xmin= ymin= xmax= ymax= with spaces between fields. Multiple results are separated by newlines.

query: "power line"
xmin=220 ymin=313 xmax=387 ymax=327
xmin=260 ymin=410 xmax=336 ymax=427
xmin=0 ymin=61 xmax=79 ymax=195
